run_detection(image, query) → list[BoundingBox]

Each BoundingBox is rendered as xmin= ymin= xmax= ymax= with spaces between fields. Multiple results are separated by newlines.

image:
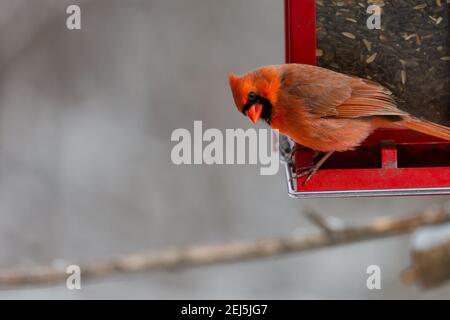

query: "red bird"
xmin=229 ymin=64 xmax=450 ymax=183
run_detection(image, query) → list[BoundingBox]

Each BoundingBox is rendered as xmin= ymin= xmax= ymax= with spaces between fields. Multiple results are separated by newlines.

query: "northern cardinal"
xmin=229 ymin=64 xmax=450 ymax=183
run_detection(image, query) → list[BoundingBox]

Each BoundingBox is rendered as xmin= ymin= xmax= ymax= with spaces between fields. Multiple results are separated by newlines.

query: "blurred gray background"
xmin=0 ymin=0 xmax=449 ymax=299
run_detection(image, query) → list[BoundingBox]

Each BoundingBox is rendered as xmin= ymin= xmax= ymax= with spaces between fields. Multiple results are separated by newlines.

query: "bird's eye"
xmin=247 ymin=92 xmax=257 ymax=101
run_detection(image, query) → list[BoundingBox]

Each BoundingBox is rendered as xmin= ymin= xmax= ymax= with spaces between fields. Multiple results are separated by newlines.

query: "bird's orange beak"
xmin=245 ymin=104 xmax=263 ymax=124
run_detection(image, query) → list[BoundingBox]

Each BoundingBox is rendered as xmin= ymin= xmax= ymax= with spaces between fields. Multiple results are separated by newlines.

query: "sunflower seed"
xmin=366 ymin=53 xmax=378 ymax=64
xmin=401 ymin=70 xmax=407 ymax=84
xmin=362 ymin=39 xmax=372 ymax=52
xmin=342 ymin=32 xmax=356 ymax=39
xmin=413 ymin=3 xmax=427 ymax=10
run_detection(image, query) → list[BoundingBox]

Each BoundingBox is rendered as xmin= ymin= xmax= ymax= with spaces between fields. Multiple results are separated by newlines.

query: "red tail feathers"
xmin=402 ymin=118 xmax=450 ymax=141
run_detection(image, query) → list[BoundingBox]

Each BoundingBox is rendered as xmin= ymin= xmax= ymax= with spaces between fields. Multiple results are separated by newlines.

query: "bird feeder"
xmin=282 ymin=0 xmax=450 ymax=198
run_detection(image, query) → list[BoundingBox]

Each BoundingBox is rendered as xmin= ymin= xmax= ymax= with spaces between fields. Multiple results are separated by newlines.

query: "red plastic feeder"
xmin=283 ymin=0 xmax=450 ymax=198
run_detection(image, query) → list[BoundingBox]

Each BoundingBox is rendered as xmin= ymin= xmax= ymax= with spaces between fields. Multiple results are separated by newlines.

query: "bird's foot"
xmin=291 ymin=151 xmax=335 ymax=186
xmin=295 ymin=165 xmax=320 ymax=186
xmin=289 ymin=166 xmax=313 ymax=183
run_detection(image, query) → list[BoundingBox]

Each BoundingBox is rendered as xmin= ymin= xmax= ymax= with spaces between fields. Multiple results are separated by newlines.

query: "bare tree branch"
xmin=303 ymin=207 xmax=336 ymax=239
xmin=0 ymin=205 xmax=449 ymax=288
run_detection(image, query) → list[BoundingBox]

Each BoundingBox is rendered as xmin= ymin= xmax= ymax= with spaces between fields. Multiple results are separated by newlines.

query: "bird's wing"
xmin=332 ymin=77 xmax=408 ymax=118
xmin=284 ymin=65 xmax=408 ymax=119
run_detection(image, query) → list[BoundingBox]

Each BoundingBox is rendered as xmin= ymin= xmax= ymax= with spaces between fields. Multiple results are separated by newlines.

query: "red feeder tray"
xmin=283 ymin=0 xmax=450 ymax=198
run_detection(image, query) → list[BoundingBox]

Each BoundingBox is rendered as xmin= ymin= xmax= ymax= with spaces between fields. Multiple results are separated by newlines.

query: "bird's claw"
xmin=302 ymin=168 xmax=318 ymax=186
xmin=298 ymin=167 xmax=318 ymax=186
xmin=291 ymin=151 xmax=334 ymax=186
xmin=290 ymin=166 xmax=316 ymax=185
